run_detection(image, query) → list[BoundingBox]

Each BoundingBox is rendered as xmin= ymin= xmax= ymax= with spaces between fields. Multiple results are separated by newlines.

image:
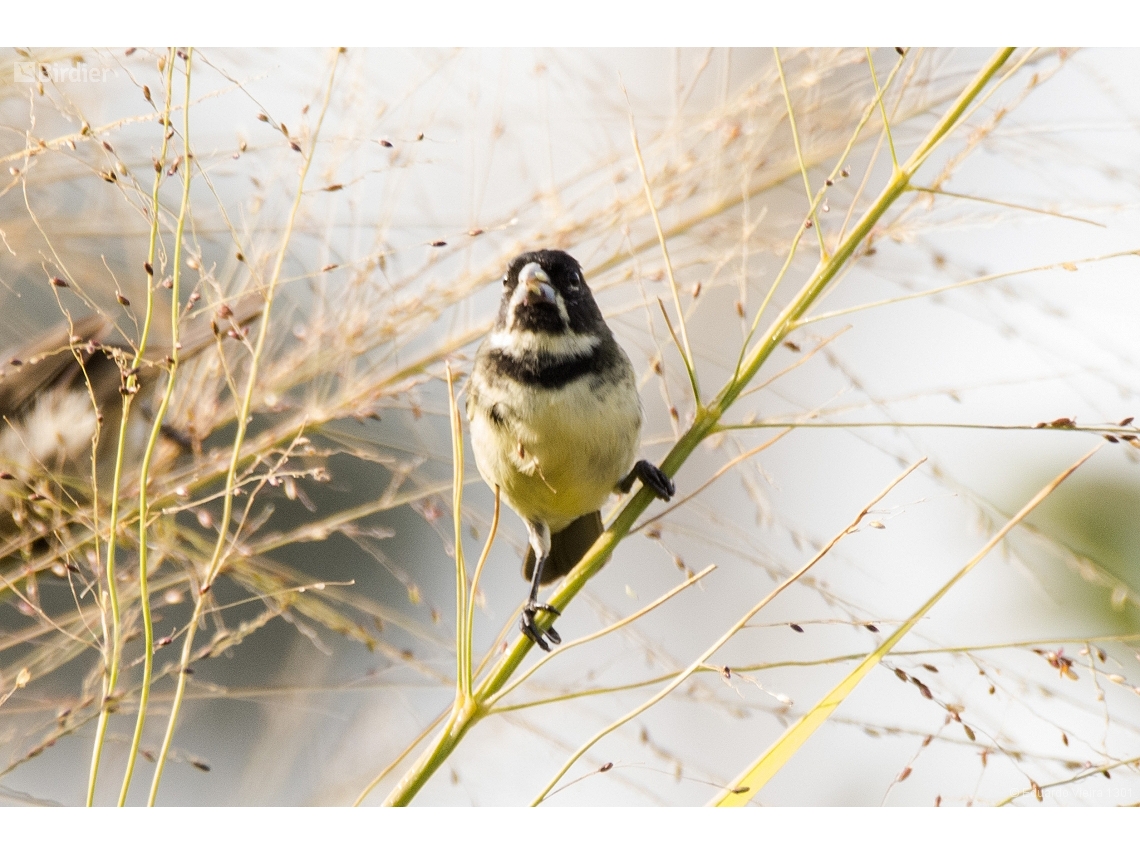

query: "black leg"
xmin=520 ymin=520 xmax=562 ymax=651
xmin=618 ymin=459 xmax=676 ymax=501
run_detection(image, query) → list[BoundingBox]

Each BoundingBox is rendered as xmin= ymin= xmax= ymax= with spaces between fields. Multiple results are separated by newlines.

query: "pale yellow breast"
xmin=470 ymin=373 xmax=641 ymax=533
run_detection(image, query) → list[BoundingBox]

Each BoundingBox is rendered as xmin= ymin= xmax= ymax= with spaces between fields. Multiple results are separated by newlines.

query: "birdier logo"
xmin=13 ymin=61 xmax=114 ymax=84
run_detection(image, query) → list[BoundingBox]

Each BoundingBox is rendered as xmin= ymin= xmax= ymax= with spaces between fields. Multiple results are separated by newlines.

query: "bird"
xmin=466 ymin=249 xmax=676 ymax=651
xmin=0 ymin=297 xmax=261 ymax=541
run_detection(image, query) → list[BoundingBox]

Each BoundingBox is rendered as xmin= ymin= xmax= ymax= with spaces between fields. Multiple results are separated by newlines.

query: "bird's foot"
xmin=619 ymin=459 xmax=676 ymax=501
xmin=520 ymin=602 xmax=562 ymax=651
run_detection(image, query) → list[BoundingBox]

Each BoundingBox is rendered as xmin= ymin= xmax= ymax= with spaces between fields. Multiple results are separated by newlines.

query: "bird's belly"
xmin=470 ymin=375 xmax=640 ymax=532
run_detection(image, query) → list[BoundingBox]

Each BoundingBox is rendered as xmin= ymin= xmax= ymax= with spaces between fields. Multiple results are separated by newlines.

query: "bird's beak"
xmin=518 ymin=262 xmax=556 ymax=306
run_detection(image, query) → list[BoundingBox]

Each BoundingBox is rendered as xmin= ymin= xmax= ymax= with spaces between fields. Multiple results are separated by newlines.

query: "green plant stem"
xmin=377 ymin=47 xmax=1016 ymax=808
xmin=117 ymin=47 xmax=182 ymax=807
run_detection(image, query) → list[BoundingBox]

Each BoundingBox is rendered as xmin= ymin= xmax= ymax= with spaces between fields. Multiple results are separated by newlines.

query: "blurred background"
xmin=1 ymin=47 xmax=1139 ymax=806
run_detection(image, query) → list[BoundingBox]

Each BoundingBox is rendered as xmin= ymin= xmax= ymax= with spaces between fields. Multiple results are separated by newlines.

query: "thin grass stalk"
xmin=117 ymin=47 xmax=183 ymax=807
xmin=628 ymin=112 xmax=700 ymax=403
xmin=446 ymin=364 xmax=471 ymax=700
xmin=797 ymin=247 xmax=1140 ymax=327
xmin=866 ymin=48 xmax=900 ymax=172
xmin=376 ymin=47 xmax=1016 ymax=807
xmin=146 ymin=48 xmax=343 ymax=806
xmin=774 ymin=48 xmax=828 ymax=259
xmin=83 ymin=363 xmax=133 ymax=803
xmin=712 ymin=442 xmax=1100 ymax=806
xmin=465 ymin=486 xmax=500 ymax=694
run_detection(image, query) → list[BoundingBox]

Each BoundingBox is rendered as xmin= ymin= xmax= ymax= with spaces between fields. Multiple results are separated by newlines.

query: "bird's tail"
xmin=523 ymin=510 xmax=606 ymax=585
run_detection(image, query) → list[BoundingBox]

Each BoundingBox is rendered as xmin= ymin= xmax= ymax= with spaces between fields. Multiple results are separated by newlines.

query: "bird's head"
xmin=492 ymin=250 xmax=607 ymax=357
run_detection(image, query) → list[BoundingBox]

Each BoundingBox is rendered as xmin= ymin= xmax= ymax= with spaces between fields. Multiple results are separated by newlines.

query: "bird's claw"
xmin=620 ymin=459 xmax=676 ymax=501
xmin=521 ymin=603 xmax=562 ymax=651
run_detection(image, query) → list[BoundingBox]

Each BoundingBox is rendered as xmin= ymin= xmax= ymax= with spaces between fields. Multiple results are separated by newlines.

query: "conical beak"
xmin=519 ymin=262 xmax=556 ymax=306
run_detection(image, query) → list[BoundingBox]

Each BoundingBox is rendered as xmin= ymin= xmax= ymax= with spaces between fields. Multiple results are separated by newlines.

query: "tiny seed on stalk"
xmin=1119 ymin=416 xmax=1134 ymax=426
xmin=102 ymin=140 xmax=114 ymax=153
xmin=379 ymin=139 xmax=393 ymax=147
xmin=431 ymin=240 xmax=447 ymax=247
xmin=235 ymin=252 xmax=244 ymax=262
xmin=1061 ymin=732 xmax=1069 ymax=746
xmin=864 ymin=623 xmax=879 ymax=633
xmin=144 ymin=261 xmax=153 ymax=275
xmin=468 ymin=227 xmax=483 ymax=236
xmin=691 ymin=281 xmax=701 ymax=298
xmin=157 ymin=55 xmax=166 ymax=73
xmin=290 ymin=140 xmax=302 ymax=152
xmin=217 ymin=303 xmax=233 ymax=319
xmin=324 ymin=184 xmax=343 ymax=192
xmin=49 ymin=276 xmax=69 ymax=288
xmin=125 ymin=47 xmax=136 ymax=56
xmin=790 ymin=623 xmax=804 ymax=633
xmin=116 ymin=292 xmax=129 ymax=306
xmin=895 ymin=47 xmax=906 ymax=56
xmin=142 ymin=84 xmax=152 ymax=103
xmin=599 ymin=762 xmax=613 ymax=773
xmin=963 ymin=724 xmax=975 ymax=741
xmin=734 ymin=300 xmax=745 ymax=317
xmin=177 ymin=50 xmax=189 ymax=61
xmin=257 ymin=113 xmax=269 ymax=123
xmin=898 ymin=767 xmax=912 ymax=782
xmin=417 ymin=132 xmax=424 ymax=141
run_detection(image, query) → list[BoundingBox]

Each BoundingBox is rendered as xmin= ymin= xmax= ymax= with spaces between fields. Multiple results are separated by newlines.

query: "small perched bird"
xmin=466 ymin=249 xmax=675 ymax=650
